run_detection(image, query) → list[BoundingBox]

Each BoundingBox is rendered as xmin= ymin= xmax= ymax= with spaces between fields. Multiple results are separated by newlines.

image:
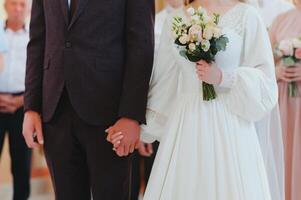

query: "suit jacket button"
xmin=65 ymin=42 xmax=72 ymax=48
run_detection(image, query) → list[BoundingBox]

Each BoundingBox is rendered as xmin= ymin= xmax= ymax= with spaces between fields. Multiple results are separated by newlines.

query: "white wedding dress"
xmin=141 ymin=3 xmax=279 ymax=200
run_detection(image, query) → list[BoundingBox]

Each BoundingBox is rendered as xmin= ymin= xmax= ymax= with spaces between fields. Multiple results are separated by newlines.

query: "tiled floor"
xmin=30 ymin=194 xmax=54 ymax=200
xmin=0 ymin=179 xmax=144 ymax=200
xmin=0 ymin=178 xmax=54 ymax=200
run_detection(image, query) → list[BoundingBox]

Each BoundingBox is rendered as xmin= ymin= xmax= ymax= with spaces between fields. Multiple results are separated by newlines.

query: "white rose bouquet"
xmin=172 ymin=7 xmax=229 ymax=101
xmin=275 ymin=36 xmax=301 ymax=97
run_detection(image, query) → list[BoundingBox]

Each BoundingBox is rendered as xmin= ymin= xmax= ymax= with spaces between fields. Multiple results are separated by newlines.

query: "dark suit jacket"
xmin=25 ymin=0 xmax=155 ymax=125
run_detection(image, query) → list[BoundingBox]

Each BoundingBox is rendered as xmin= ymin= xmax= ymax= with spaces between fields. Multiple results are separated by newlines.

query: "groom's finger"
xmin=35 ymin=121 xmax=44 ymax=145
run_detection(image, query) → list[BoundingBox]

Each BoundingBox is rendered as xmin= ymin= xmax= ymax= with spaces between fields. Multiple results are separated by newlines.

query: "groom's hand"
xmin=23 ymin=111 xmax=44 ymax=148
xmin=106 ymin=117 xmax=140 ymax=157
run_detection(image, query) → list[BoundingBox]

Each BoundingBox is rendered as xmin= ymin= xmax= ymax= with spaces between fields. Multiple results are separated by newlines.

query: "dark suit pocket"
xmin=92 ymin=57 xmax=123 ymax=97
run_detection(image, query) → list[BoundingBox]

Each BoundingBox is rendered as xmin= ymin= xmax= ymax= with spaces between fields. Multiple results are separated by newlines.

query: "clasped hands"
xmin=0 ymin=94 xmax=23 ymax=114
xmin=106 ymin=117 xmax=141 ymax=157
xmin=107 ymin=60 xmax=222 ymax=156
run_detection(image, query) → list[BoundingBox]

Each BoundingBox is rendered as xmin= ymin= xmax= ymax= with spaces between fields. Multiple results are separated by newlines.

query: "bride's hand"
xmin=107 ymin=131 xmax=124 ymax=150
xmin=196 ymin=60 xmax=222 ymax=85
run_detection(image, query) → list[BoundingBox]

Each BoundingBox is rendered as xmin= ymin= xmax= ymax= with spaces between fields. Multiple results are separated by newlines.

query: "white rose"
xmin=197 ymin=31 xmax=203 ymax=42
xmin=279 ymin=39 xmax=294 ymax=56
xmin=203 ymin=27 xmax=214 ymax=40
xmin=275 ymin=49 xmax=283 ymax=57
xmin=201 ymin=40 xmax=211 ymax=52
xmin=179 ymin=34 xmax=189 ymax=45
xmin=197 ymin=7 xmax=207 ymax=15
xmin=213 ymin=27 xmax=222 ymax=38
xmin=202 ymin=14 xmax=210 ymax=24
xmin=189 ymin=43 xmax=196 ymax=51
xmin=292 ymin=38 xmax=301 ymax=48
xmin=188 ymin=25 xmax=202 ymax=42
xmin=187 ymin=7 xmax=195 ymax=16
xmin=189 ymin=24 xmax=202 ymax=35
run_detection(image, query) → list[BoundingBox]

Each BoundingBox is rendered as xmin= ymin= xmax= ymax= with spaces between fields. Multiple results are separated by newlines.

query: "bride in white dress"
xmin=109 ymin=0 xmax=284 ymax=199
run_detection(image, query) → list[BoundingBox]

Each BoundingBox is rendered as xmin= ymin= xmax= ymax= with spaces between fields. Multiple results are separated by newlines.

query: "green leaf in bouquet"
xmin=173 ymin=16 xmax=183 ymax=25
xmin=215 ymin=36 xmax=229 ymax=51
xmin=211 ymin=48 xmax=218 ymax=56
xmin=209 ymin=41 xmax=218 ymax=56
xmin=186 ymin=51 xmax=202 ymax=62
xmin=180 ymin=49 xmax=188 ymax=59
xmin=283 ymin=56 xmax=296 ymax=67
xmin=213 ymin=13 xmax=220 ymax=25
xmin=186 ymin=48 xmax=214 ymax=63
xmin=203 ymin=51 xmax=215 ymax=63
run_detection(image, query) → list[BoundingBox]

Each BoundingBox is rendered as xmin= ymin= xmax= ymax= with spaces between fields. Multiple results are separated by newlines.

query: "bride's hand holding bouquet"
xmin=195 ymin=60 xmax=222 ymax=85
xmin=172 ymin=6 xmax=229 ymax=101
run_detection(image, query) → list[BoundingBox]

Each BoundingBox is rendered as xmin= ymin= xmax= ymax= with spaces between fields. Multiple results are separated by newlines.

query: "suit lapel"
xmin=60 ymin=0 xmax=69 ymax=26
xmin=68 ymin=0 xmax=89 ymax=30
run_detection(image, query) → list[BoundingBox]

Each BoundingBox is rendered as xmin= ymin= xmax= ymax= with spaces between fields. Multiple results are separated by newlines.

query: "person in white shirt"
xmin=0 ymin=27 xmax=6 ymax=72
xmin=155 ymin=0 xmax=183 ymax=54
xmin=0 ymin=0 xmax=30 ymax=199
xmin=258 ymin=0 xmax=294 ymax=27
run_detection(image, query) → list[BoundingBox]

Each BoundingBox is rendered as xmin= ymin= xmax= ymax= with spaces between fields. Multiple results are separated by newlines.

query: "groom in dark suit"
xmin=22 ymin=0 xmax=154 ymax=199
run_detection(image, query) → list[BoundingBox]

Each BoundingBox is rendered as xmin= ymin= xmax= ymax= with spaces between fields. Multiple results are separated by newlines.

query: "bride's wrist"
xmin=218 ymin=69 xmax=236 ymax=89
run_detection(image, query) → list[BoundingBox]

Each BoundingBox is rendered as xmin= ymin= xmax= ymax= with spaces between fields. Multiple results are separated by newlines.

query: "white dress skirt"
xmin=141 ymin=4 xmax=279 ymax=200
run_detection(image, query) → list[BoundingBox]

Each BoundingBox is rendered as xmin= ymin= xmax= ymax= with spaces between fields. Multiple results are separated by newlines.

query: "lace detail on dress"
xmin=219 ymin=68 xmax=238 ymax=89
xmin=219 ymin=4 xmax=249 ymax=37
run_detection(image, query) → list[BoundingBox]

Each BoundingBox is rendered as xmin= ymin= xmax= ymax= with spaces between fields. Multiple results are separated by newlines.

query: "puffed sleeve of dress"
xmin=219 ymin=7 xmax=278 ymax=122
xmin=141 ymin=14 xmax=180 ymax=143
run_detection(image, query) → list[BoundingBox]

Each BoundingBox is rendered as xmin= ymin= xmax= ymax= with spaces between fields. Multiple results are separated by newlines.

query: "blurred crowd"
xmin=0 ymin=0 xmax=300 ymax=200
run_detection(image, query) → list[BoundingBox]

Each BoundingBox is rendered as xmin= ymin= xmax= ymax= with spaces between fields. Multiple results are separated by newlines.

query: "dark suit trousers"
xmin=0 ymin=107 xmax=32 ymax=200
xmin=43 ymin=91 xmax=131 ymax=200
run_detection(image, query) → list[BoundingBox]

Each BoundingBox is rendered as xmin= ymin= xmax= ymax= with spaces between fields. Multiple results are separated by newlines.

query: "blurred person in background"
xmin=269 ymin=1 xmax=301 ymax=200
xmin=155 ymin=0 xmax=183 ymax=52
xmin=259 ymin=0 xmax=294 ymax=27
xmin=0 ymin=27 xmax=5 ymax=72
xmin=0 ymin=0 xmax=30 ymax=199
xmin=131 ymin=1 xmax=183 ymax=199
